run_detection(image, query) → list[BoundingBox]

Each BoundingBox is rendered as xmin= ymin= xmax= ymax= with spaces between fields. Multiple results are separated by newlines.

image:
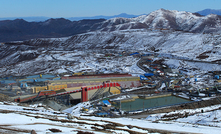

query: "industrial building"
xmin=12 ymin=73 xmax=141 ymax=104
xmin=23 ymin=73 xmax=141 ymax=103
xmin=48 ymin=74 xmax=141 ymax=101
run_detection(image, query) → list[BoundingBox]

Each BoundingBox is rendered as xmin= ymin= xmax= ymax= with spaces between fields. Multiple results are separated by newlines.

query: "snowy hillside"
xmin=1 ymin=29 xmax=221 ymax=76
xmin=1 ymin=101 xmax=221 ymax=133
xmin=1 ymin=9 xmax=221 ymax=76
xmin=98 ymin=8 xmax=221 ymax=33
xmin=0 ymin=49 xmax=145 ymax=77
xmin=14 ymin=30 xmax=221 ymax=61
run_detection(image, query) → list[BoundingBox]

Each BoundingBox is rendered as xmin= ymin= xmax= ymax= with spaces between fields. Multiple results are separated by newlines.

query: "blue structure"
xmin=214 ymin=75 xmax=219 ymax=80
xmin=140 ymin=75 xmax=148 ymax=80
xmin=5 ymin=76 xmax=14 ymax=80
xmin=53 ymin=77 xmax=61 ymax=80
xmin=34 ymin=78 xmax=50 ymax=82
xmin=144 ymin=73 xmax=154 ymax=77
xmin=102 ymin=100 xmax=111 ymax=106
xmin=96 ymin=112 xmax=108 ymax=117
xmin=195 ymin=78 xmax=197 ymax=82
xmin=0 ymin=80 xmax=16 ymax=84
xmin=129 ymin=52 xmax=139 ymax=56
xmin=19 ymin=79 xmax=35 ymax=83
xmin=20 ymin=83 xmax=23 ymax=88
xmin=41 ymin=74 xmax=56 ymax=79
xmin=27 ymin=74 xmax=55 ymax=79
xmin=20 ymin=83 xmax=28 ymax=88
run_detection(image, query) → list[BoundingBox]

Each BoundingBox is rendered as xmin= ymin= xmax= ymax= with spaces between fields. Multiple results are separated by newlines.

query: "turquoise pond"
xmin=120 ymin=95 xmax=190 ymax=112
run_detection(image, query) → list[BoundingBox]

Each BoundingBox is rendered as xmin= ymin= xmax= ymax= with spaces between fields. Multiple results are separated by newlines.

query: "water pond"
xmin=121 ymin=95 xmax=190 ymax=112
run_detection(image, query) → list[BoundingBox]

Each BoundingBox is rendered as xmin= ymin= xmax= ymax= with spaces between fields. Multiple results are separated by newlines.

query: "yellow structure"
xmin=48 ymin=77 xmax=140 ymax=85
xmin=11 ymin=86 xmax=21 ymax=91
xmin=45 ymin=76 xmax=140 ymax=99
xmin=47 ymin=84 xmax=67 ymax=91
xmin=109 ymin=88 xmax=121 ymax=94
xmin=72 ymin=72 xmax=84 ymax=75
xmin=31 ymin=76 xmax=140 ymax=100
xmin=32 ymin=86 xmax=47 ymax=93
xmin=32 ymin=84 xmax=67 ymax=93
xmin=66 ymin=84 xmax=121 ymax=100
xmin=216 ymin=80 xmax=221 ymax=83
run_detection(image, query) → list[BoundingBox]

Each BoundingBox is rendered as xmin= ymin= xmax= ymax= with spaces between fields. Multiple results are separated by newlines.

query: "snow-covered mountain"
xmin=1 ymin=9 xmax=221 ymax=42
xmin=98 ymin=8 xmax=221 ymax=33
xmin=2 ymin=29 xmax=221 ymax=77
xmin=11 ymin=29 xmax=221 ymax=60
xmin=1 ymin=9 xmax=221 ymax=76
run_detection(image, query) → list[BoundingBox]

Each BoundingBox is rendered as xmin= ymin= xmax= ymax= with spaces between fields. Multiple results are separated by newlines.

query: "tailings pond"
xmin=121 ymin=95 xmax=190 ymax=112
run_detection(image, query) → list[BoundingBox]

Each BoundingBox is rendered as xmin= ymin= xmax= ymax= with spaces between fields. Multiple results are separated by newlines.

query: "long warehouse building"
xmin=30 ymin=73 xmax=141 ymax=102
xmin=47 ymin=74 xmax=141 ymax=101
xmin=47 ymin=76 xmax=141 ymax=90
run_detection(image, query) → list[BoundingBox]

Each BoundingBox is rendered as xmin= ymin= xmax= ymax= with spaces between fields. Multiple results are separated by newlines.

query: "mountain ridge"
xmin=0 ymin=13 xmax=141 ymax=22
xmin=0 ymin=18 xmax=106 ymax=42
xmin=197 ymin=9 xmax=221 ymax=16
xmin=1 ymin=9 xmax=221 ymax=42
xmin=96 ymin=8 xmax=221 ymax=33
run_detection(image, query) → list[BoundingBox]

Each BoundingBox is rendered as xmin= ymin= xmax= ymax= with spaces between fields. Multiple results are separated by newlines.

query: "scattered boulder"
xmin=48 ymin=128 xmax=62 ymax=132
xmin=77 ymin=130 xmax=94 ymax=134
xmin=67 ymin=113 xmax=73 ymax=119
xmin=30 ymin=130 xmax=37 ymax=134
xmin=127 ymin=125 xmax=133 ymax=129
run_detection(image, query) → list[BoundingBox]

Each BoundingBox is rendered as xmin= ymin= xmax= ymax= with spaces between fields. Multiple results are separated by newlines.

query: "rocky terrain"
xmin=0 ymin=18 xmax=105 ymax=42
xmin=1 ymin=9 xmax=221 ymax=77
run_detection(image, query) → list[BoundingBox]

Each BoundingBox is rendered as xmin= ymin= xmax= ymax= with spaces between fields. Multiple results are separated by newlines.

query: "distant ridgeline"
xmin=1 ymin=9 xmax=221 ymax=42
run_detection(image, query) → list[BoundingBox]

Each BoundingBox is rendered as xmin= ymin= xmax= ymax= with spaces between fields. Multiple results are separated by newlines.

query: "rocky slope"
xmin=1 ymin=9 xmax=221 ymax=76
xmin=0 ymin=18 xmax=105 ymax=42
xmin=98 ymin=9 xmax=221 ymax=33
xmin=5 ymin=29 xmax=221 ymax=60
xmin=1 ymin=29 xmax=221 ymax=76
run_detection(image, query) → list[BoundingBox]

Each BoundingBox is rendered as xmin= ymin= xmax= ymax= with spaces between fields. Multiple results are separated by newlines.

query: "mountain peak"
xmin=43 ymin=18 xmax=72 ymax=25
xmin=118 ymin=13 xmax=128 ymax=15
xmin=154 ymin=8 xmax=172 ymax=13
xmin=197 ymin=9 xmax=221 ymax=16
xmin=13 ymin=18 xmax=27 ymax=22
xmin=158 ymin=8 xmax=167 ymax=11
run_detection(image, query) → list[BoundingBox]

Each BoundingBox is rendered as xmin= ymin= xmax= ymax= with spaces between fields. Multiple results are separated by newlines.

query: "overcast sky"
xmin=0 ymin=0 xmax=221 ymax=18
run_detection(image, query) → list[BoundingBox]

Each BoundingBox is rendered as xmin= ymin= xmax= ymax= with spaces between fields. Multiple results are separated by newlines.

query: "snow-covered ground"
xmin=1 ymin=101 xmax=221 ymax=134
xmin=0 ymin=50 xmax=145 ymax=77
xmin=163 ymin=59 xmax=221 ymax=73
xmin=1 ymin=29 xmax=221 ymax=77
